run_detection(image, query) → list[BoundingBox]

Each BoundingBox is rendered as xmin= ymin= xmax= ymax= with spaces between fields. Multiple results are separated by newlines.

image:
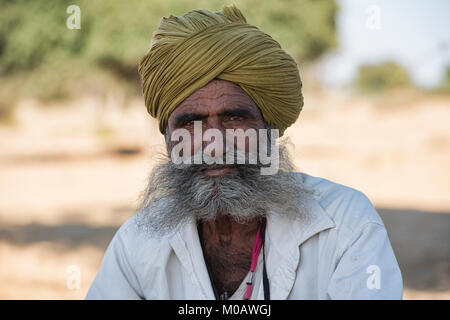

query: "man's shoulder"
xmin=113 ymin=212 xmax=173 ymax=258
xmin=295 ymin=172 xmax=384 ymax=235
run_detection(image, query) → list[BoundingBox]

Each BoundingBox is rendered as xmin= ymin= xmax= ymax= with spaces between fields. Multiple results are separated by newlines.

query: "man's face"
xmin=166 ymin=79 xmax=267 ymax=177
xmin=136 ymin=79 xmax=305 ymax=236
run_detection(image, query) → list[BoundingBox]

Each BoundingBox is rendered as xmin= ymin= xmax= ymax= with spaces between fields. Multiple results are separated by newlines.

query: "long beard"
xmin=135 ymin=139 xmax=311 ymax=237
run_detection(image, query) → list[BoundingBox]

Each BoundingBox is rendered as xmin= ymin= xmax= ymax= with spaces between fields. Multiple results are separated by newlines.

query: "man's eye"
xmin=183 ymin=120 xmax=196 ymax=126
xmin=229 ymin=116 xmax=243 ymax=121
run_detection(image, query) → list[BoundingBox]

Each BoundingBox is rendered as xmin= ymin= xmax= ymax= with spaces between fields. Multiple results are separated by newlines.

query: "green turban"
xmin=138 ymin=4 xmax=303 ymax=135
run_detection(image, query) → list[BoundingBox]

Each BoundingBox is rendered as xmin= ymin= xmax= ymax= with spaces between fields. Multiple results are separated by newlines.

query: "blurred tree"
xmin=0 ymin=0 xmax=337 ymax=103
xmin=354 ymin=61 xmax=412 ymax=93
xmin=0 ymin=0 xmax=86 ymax=74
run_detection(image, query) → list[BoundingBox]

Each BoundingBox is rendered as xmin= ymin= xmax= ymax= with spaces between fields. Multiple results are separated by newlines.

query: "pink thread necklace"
xmin=244 ymin=223 xmax=263 ymax=299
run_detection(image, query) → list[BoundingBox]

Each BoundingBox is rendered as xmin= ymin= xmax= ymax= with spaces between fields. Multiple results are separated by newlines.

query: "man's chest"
xmin=202 ymin=240 xmax=253 ymax=298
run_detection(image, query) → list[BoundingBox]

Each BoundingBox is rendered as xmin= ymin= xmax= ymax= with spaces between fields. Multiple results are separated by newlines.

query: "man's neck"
xmin=200 ymin=214 xmax=261 ymax=246
xmin=199 ymin=214 xmax=263 ymax=298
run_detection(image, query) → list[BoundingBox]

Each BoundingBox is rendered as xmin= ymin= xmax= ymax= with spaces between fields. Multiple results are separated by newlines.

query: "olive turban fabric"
xmin=138 ymin=4 xmax=303 ymax=135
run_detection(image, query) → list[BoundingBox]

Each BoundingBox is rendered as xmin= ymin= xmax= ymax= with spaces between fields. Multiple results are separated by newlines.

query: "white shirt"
xmin=85 ymin=172 xmax=403 ymax=299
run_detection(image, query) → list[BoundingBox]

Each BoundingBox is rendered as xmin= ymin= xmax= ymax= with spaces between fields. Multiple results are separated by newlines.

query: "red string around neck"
xmin=244 ymin=223 xmax=263 ymax=299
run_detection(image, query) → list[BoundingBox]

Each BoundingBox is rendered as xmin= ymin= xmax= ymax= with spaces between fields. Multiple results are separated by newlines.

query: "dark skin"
xmin=166 ymin=79 xmax=267 ymax=297
xmin=199 ymin=214 xmax=261 ymax=298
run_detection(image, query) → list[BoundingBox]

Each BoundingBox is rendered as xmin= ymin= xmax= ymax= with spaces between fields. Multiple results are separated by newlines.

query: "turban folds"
xmin=138 ymin=4 xmax=303 ymax=135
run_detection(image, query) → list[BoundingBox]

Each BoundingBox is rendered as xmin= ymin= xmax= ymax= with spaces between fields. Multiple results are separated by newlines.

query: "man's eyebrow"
xmin=173 ymin=112 xmax=208 ymax=126
xmin=218 ymin=107 xmax=254 ymax=118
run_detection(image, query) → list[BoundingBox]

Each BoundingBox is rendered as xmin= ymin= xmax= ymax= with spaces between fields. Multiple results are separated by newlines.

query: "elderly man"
xmin=86 ymin=5 xmax=402 ymax=300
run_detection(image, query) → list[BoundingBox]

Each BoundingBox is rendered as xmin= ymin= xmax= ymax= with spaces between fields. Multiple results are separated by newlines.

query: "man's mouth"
xmin=201 ymin=165 xmax=236 ymax=177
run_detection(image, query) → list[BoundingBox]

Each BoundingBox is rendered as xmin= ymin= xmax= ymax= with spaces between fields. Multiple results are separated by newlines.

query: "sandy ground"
xmin=0 ymin=89 xmax=449 ymax=299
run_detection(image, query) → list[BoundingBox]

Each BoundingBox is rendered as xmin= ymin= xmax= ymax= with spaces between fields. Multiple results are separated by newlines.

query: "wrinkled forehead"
xmin=170 ymin=79 xmax=262 ymax=119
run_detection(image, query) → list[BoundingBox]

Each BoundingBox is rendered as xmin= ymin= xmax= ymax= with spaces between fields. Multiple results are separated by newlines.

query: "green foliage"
xmin=0 ymin=0 xmax=85 ymax=73
xmin=354 ymin=61 xmax=412 ymax=93
xmin=0 ymin=0 xmax=337 ymax=104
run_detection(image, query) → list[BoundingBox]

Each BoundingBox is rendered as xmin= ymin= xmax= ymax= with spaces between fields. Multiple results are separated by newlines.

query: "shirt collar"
xmin=266 ymin=192 xmax=335 ymax=252
xmin=263 ymin=192 xmax=335 ymax=299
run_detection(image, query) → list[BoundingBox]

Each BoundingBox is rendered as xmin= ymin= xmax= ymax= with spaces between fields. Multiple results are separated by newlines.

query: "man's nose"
xmin=204 ymin=116 xmax=223 ymax=132
xmin=202 ymin=117 xmax=227 ymax=156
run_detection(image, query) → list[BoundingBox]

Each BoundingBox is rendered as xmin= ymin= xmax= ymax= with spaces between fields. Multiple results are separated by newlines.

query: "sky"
xmin=319 ymin=0 xmax=450 ymax=88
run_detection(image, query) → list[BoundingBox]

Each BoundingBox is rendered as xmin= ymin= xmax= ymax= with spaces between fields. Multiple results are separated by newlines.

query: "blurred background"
xmin=0 ymin=0 xmax=449 ymax=299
